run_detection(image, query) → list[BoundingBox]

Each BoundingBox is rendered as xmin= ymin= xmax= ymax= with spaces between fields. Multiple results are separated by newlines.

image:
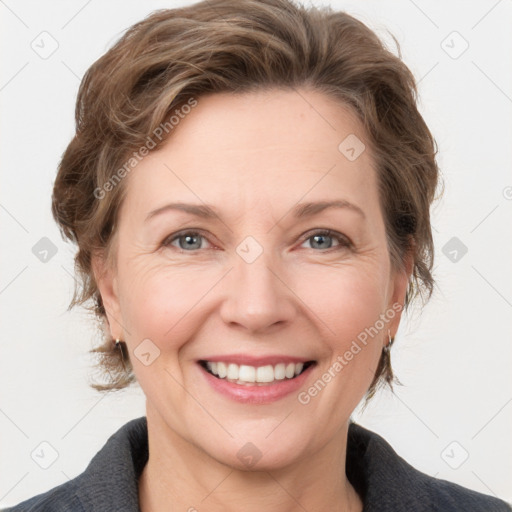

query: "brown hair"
xmin=52 ymin=0 xmax=442 ymax=403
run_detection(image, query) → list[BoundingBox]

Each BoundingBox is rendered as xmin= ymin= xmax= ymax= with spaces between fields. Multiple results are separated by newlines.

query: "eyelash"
xmin=162 ymin=229 xmax=353 ymax=254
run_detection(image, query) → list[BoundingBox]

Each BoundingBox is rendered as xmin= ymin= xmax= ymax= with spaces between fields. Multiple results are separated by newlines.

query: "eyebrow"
xmin=145 ymin=199 xmax=366 ymax=222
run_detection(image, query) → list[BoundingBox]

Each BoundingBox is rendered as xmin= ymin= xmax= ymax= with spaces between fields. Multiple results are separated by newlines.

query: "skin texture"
xmin=93 ymin=88 xmax=413 ymax=512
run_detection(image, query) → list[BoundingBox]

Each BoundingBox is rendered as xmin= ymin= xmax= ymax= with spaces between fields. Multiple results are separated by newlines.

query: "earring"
xmin=383 ymin=330 xmax=394 ymax=354
xmin=112 ymin=338 xmax=129 ymax=372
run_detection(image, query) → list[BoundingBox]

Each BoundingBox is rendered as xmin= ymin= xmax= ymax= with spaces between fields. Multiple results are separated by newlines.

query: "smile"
xmin=200 ymin=360 xmax=315 ymax=386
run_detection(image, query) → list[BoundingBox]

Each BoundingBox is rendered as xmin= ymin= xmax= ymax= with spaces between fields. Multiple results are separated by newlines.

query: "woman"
xmin=5 ymin=0 xmax=510 ymax=510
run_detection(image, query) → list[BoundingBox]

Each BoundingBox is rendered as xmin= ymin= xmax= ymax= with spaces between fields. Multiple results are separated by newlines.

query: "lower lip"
xmin=199 ymin=363 xmax=315 ymax=404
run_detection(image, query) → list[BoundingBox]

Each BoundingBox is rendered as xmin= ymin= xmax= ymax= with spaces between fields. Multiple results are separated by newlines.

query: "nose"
xmin=219 ymin=243 xmax=297 ymax=334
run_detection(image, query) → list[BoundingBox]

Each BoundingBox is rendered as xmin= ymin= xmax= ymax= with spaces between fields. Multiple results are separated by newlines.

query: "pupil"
xmin=182 ymin=234 xmax=201 ymax=250
xmin=312 ymin=234 xmax=331 ymax=249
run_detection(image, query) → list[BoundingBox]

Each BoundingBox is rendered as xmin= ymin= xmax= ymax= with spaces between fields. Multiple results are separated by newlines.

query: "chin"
xmin=199 ymin=430 xmax=310 ymax=473
xmin=219 ymin=446 xmax=302 ymax=473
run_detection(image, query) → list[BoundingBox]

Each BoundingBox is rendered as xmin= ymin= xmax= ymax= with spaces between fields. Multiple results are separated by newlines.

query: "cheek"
xmin=295 ymin=257 xmax=390 ymax=332
xmin=118 ymin=258 xmax=214 ymax=344
xmin=303 ymin=267 xmax=388 ymax=399
xmin=296 ymin=260 xmax=389 ymax=386
xmin=116 ymin=264 xmax=200 ymax=394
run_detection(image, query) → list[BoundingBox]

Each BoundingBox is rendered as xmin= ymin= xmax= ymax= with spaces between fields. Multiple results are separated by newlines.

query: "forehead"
xmin=121 ymin=89 xmax=380 ymax=222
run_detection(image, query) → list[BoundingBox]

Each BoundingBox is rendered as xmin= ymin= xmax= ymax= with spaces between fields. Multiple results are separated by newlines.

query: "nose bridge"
xmin=221 ymin=234 xmax=295 ymax=331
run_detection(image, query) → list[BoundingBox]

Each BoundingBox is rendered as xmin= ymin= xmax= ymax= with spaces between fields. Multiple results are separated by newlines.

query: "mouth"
xmin=198 ymin=359 xmax=316 ymax=386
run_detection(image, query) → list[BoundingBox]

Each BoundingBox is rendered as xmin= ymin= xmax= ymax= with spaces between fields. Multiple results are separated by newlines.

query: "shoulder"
xmin=2 ymin=417 xmax=148 ymax=512
xmin=422 ymin=475 xmax=512 ymax=511
xmin=347 ymin=421 xmax=512 ymax=512
xmin=1 ymin=479 xmax=83 ymax=512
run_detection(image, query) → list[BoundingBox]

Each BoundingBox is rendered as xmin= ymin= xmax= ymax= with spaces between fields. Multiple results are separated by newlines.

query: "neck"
xmin=138 ymin=405 xmax=363 ymax=512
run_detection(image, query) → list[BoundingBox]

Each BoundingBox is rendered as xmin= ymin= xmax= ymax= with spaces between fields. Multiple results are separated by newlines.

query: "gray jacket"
xmin=3 ymin=416 xmax=511 ymax=511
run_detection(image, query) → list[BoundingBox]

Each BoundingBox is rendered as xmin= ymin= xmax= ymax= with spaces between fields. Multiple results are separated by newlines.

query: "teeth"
xmin=274 ymin=363 xmax=286 ymax=380
xmin=227 ymin=363 xmax=239 ymax=380
xmin=204 ymin=360 xmax=309 ymax=384
xmin=217 ymin=362 xmax=227 ymax=378
xmin=256 ymin=365 xmax=274 ymax=383
xmin=239 ymin=365 xmax=256 ymax=382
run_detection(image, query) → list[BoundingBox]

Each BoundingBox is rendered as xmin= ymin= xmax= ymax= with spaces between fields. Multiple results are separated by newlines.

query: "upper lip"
xmin=199 ymin=354 xmax=315 ymax=366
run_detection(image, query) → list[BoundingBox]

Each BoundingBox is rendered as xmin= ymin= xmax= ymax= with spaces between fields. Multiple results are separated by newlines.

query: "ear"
xmin=386 ymin=243 xmax=415 ymax=338
xmin=91 ymin=250 xmax=123 ymax=340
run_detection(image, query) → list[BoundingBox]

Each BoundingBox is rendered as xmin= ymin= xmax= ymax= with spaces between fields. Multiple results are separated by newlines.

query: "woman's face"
xmin=96 ymin=88 xmax=410 ymax=470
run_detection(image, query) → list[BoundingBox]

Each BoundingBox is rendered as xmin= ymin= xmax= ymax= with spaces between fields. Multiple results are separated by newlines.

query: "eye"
xmin=163 ymin=230 xmax=212 ymax=252
xmin=300 ymin=229 xmax=352 ymax=251
xmin=162 ymin=228 xmax=352 ymax=253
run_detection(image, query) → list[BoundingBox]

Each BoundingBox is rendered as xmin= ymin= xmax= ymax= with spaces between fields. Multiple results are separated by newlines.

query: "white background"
xmin=1 ymin=0 xmax=511 ymax=507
